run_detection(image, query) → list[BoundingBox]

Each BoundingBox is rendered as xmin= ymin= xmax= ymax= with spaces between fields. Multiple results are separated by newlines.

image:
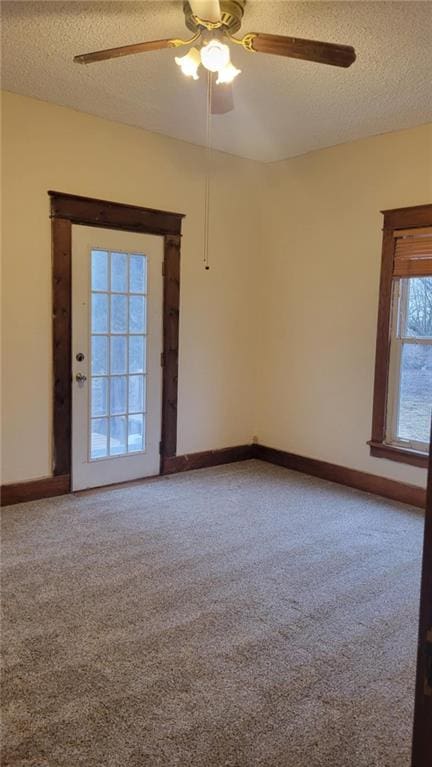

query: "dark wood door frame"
xmin=411 ymin=423 xmax=432 ymax=766
xmin=49 ymin=191 xmax=184 ymax=487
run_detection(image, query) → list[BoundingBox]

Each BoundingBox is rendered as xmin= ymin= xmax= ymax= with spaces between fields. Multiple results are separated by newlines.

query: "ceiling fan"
xmin=74 ymin=0 xmax=356 ymax=114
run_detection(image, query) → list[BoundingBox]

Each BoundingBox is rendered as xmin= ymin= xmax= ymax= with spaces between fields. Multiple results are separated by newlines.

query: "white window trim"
xmin=386 ymin=278 xmax=431 ymax=454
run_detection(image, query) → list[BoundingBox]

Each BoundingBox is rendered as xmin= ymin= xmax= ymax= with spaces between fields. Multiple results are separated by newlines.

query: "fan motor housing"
xmin=183 ymin=1 xmax=246 ymax=35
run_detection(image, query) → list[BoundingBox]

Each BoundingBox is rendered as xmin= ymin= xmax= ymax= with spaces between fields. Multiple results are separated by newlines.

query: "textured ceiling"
xmin=1 ymin=0 xmax=432 ymax=161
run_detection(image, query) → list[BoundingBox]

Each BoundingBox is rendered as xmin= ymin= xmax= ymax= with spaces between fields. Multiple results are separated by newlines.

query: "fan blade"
xmin=211 ymin=81 xmax=234 ymax=114
xmin=74 ymin=38 xmax=176 ymax=64
xmin=188 ymin=0 xmax=221 ymax=23
xmin=249 ymin=33 xmax=356 ymax=68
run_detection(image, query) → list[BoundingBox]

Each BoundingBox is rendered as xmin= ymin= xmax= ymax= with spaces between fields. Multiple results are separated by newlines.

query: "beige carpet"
xmin=1 ymin=460 xmax=424 ymax=767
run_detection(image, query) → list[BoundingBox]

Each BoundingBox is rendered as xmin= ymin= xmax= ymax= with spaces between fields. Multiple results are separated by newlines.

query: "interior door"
xmin=71 ymin=225 xmax=163 ymax=491
xmin=411 ymin=425 xmax=432 ymax=766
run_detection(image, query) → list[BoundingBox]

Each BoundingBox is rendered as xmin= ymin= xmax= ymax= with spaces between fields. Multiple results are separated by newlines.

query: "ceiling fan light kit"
xmin=73 ymin=0 xmax=356 ymax=115
xmin=200 ymin=39 xmax=230 ymax=72
xmin=175 ymin=46 xmax=201 ymax=80
xmin=216 ymin=61 xmax=241 ymax=85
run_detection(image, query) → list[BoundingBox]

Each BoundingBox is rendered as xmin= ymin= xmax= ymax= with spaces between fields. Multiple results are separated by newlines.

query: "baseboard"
xmin=0 ymin=446 xmax=253 ymax=506
xmin=1 ymin=474 xmax=71 ymax=507
xmin=161 ymin=444 xmax=254 ymax=474
xmin=253 ymin=444 xmax=426 ymax=509
xmin=1 ymin=444 xmax=426 ymax=510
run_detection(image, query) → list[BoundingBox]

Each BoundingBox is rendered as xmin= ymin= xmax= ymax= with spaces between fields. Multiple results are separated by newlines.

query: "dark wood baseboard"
xmin=0 ymin=446 xmax=252 ymax=507
xmin=1 ymin=444 xmax=426 ymax=509
xmin=161 ymin=444 xmax=253 ymax=474
xmin=1 ymin=474 xmax=71 ymax=507
xmin=253 ymin=444 xmax=426 ymax=509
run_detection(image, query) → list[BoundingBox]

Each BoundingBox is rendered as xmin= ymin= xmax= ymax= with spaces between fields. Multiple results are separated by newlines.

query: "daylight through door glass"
xmin=90 ymin=249 xmax=147 ymax=459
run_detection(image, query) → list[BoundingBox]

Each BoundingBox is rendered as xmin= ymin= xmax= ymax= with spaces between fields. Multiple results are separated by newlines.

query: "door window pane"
xmin=91 ymin=418 xmax=108 ymax=459
xmin=91 ymin=250 xmax=108 ymax=291
xmin=92 ymin=335 xmax=108 ymax=375
xmin=110 ymin=376 xmax=127 ymax=415
xmin=397 ymin=344 xmax=432 ymax=444
xmin=128 ymin=375 xmax=145 ymax=413
xmin=110 ymin=416 xmax=127 ymax=455
xmin=111 ymin=252 xmax=128 ymax=292
xmin=128 ymin=414 xmax=145 ymax=452
xmin=88 ymin=248 xmax=149 ymax=462
xmin=110 ymin=336 xmax=127 ymax=375
xmin=111 ymin=295 xmax=128 ymax=333
xmin=129 ymin=335 xmax=146 ymax=373
xmin=130 ymin=255 xmax=147 ymax=293
xmin=129 ymin=295 xmax=146 ymax=333
xmin=91 ymin=377 xmax=108 ymax=417
xmin=92 ymin=293 xmax=108 ymax=333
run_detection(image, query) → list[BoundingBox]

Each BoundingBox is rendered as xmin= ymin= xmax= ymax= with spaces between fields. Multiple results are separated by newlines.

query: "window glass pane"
xmin=91 ymin=250 xmax=108 ymax=291
xmin=110 ymin=376 xmax=127 ymax=414
xmin=110 ymin=336 xmax=127 ymax=375
xmin=92 ymin=293 xmax=108 ymax=333
xmin=129 ymin=335 xmax=146 ymax=373
xmin=397 ymin=343 xmax=432 ymax=444
xmin=129 ymin=295 xmax=146 ymax=333
xmin=111 ymin=252 xmax=128 ymax=292
xmin=128 ymin=414 xmax=145 ymax=452
xmin=130 ymin=255 xmax=147 ymax=293
xmin=404 ymin=277 xmax=432 ymax=338
xmin=128 ymin=375 xmax=145 ymax=413
xmin=91 ymin=377 xmax=108 ymax=417
xmin=92 ymin=335 xmax=108 ymax=375
xmin=111 ymin=295 xmax=128 ymax=333
xmin=91 ymin=418 xmax=108 ymax=459
xmin=110 ymin=416 xmax=127 ymax=455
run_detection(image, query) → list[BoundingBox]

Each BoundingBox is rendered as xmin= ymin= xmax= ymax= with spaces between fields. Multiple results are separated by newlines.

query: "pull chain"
xmin=203 ymin=70 xmax=213 ymax=270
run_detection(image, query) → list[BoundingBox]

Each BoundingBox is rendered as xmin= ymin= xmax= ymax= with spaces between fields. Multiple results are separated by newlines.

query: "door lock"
xmin=75 ymin=373 xmax=87 ymax=383
xmin=76 ymin=352 xmax=85 ymax=362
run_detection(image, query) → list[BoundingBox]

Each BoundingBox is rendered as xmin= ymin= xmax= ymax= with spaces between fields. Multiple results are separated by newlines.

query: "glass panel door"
xmin=72 ymin=226 xmax=163 ymax=491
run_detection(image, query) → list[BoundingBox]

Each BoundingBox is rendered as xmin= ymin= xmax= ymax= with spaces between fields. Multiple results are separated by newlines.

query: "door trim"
xmin=411 ymin=429 xmax=432 ymax=766
xmin=49 ymin=191 xmax=185 ymax=479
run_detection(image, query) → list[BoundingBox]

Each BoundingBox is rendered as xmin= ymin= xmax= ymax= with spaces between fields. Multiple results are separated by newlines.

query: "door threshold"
xmin=72 ymin=472 xmax=166 ymax=497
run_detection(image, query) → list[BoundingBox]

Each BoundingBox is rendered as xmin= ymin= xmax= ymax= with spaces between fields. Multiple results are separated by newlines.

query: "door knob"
xmin=75 ymin=373 xmax=87 ymax=383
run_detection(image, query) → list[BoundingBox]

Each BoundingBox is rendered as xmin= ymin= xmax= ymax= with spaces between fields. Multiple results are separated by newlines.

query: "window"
xmin=387 ymin=276 xmax=432 ymax=451
xmin=370 ymin=205 xmax=432 ymax=468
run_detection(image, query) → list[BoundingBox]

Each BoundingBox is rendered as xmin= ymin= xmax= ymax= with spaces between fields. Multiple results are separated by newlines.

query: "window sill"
xmin=368 ymin=440 xmax=428 ymax=469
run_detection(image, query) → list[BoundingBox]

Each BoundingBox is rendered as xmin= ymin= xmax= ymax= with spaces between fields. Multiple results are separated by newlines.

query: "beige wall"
xmin=1 ymin=91 xmax=431 ymax=489
xmin=256 ymin=124 xmax=432 ymax=487
xmin=1 ymin=91 xmax=261 ymax=483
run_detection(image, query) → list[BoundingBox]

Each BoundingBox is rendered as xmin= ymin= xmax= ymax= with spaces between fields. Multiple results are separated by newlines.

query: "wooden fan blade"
xmin=250 ymin=33 xmax=356 ymax=68
xmin=74 ymin=38 xmax=175 ymax=64
xmin=211 ymin=81 xmax=234 ymax=114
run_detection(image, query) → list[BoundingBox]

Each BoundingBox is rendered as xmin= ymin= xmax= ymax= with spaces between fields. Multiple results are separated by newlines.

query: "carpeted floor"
xmin=1 ymin=460 xmax=424 ymax=767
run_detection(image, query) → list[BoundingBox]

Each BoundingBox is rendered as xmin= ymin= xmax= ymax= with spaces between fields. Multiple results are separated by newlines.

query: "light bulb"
xmin=200 ymin=39 xmax=230 ymax=73
xmin=175 ymin=47 xmax=201 ymax=80
xmin=216 ymin=61 xmax=241 ymax=84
